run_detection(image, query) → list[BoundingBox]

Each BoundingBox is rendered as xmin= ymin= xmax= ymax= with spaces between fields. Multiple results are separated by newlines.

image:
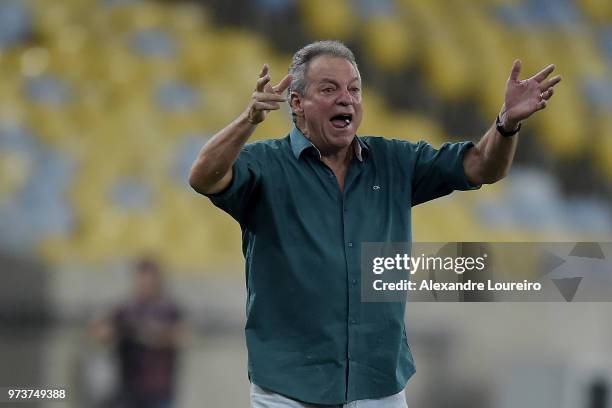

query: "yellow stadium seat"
xmin=533 ymin=82 xmax=588 ymax=158
xmin=0 ymin=151 xmax=31 ymax=197
xmin=593 ymin=114 xmax=612 ymax=180
xmin=299 ymin=0 xmax=356 ymax=40
xmin=577 ymin=0 xmax=612 ymax=24
xmin=361 ymin=17 xmax=416 ymax=72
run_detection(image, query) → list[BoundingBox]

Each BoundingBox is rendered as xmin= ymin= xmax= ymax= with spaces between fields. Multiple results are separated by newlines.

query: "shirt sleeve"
xmin=205 ymin=146 xmax=261 ymax=224
xmin=405 ymin=140 xmax=481 ymax=206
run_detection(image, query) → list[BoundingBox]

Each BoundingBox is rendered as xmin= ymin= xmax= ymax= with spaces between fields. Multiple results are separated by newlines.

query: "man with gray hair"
xmin=189 ymin=40 xmax=561 ymax=407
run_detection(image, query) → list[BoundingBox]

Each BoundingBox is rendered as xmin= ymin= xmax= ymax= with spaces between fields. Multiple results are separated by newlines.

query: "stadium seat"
xmin=299 ymin=0 xmax=356 ymax=40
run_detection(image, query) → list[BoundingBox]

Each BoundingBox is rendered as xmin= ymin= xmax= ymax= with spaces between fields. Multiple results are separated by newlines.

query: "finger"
xmin=259 ymin=64 xmax=269 ymax=78
xmin=253 ymin=101 xmax=280 ymax=111
xmin=253 ymin=92 xmax=286 ymax=103
xmin=263 ymin=81 xmax=274 ymax=93
xmin=255 ymin=75 xmax=271 ymax=92
xmin=541 ymin=88 xmax=554 ymax=100
xmin=540 ymin=75 xmax=562 ymax=91
xmin=536 ymin=99 xmax=547 ymax=110
xmin=272 ymin=74 xmax=293 ymax=94
xmin=531 ymin=64 xmax=555 ymax=82
xmin=509 ymin=59 xmax=522 ymax=81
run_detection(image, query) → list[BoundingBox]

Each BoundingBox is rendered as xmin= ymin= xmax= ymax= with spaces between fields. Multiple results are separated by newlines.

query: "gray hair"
xmin=287 ymin=40 xmax=360 ymax=99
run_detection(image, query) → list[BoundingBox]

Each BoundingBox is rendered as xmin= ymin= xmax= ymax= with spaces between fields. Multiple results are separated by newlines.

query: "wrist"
xmin=239 ymin=110 xmax=259 ymax=127
xmin=496 ymin=114 xmax=521 ymax=137
xmin=501 ymin=117 xmax=519 ymax=132
xmin=497 ymin=106 xmax=520 ymax=135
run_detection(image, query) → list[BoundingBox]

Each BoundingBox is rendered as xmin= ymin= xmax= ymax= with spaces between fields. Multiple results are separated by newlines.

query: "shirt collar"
xmin=289 ymin=126 xmax=369 ymax=162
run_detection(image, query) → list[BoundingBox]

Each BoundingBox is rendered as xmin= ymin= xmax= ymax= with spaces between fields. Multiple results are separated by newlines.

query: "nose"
xmin=336 ymin=88 xmax=353 ymax=106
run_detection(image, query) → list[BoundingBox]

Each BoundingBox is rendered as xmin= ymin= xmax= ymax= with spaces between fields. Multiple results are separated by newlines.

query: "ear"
xmin=290 ymin=92 xmax=304 ymax=117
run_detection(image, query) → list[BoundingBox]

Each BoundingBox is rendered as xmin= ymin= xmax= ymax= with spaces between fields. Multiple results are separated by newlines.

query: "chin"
xmin=327 ymin=123 xmax=356 ymax=139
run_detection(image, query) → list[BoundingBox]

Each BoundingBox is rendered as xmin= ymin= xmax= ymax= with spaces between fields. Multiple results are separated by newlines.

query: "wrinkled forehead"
xmin=306 ymin=55 xmax=361 ymax=85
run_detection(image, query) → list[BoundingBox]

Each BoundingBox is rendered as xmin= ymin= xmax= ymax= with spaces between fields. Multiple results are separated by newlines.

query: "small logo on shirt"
xmin=372 ymin=185 xmax=381 ymax=191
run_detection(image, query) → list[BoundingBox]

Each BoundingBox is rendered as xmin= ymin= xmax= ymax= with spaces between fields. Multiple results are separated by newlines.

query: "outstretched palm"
xmin=502 ymin=60 xmax=562 ymax=128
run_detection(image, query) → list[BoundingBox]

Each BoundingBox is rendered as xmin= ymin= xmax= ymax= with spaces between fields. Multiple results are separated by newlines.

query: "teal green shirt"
xmin=206 ymin=126 xmax=479 ymax=404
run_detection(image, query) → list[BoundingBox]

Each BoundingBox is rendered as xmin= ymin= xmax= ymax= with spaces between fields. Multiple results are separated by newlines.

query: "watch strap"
xmin=496 ymin=115 xmax=521 ymax=137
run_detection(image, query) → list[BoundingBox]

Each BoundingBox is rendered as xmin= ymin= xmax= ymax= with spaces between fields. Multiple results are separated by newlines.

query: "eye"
xmin=350 ymin=87 xmax=361 ymax=93
xmin=322 ymin=87 xmax=334 ymax=94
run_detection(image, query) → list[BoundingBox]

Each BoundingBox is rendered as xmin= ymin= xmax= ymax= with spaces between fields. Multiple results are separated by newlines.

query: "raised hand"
xmin=246 ymin=64 xmax=292 ymax=125
xmin=501 ymin=60 xmax=562 ymax=129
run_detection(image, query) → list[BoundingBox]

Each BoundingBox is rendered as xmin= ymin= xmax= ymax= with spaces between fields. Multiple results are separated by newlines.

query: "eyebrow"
xmin=318 ymin=77 xmax=361 ymax=85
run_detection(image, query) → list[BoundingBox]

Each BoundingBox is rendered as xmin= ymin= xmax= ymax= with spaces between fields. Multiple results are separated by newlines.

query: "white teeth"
xmin=344 ymin=118 xmax=350 ymax=124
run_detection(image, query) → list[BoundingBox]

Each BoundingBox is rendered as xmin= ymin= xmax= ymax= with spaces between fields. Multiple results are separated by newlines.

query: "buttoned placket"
xmin=339 ymin=157 xmax=365 ymax=401
xmin=305 ymin=139 xmax=368 ymax=402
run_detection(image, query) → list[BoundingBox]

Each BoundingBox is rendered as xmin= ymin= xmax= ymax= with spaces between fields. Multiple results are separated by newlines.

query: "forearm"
xmin=481 ymin=118 xmax=518 ymax=179
xmin=189 ymin=111 xmax=256 ymax=194
xmin=466 ymin=115 xmax=518 ymax=185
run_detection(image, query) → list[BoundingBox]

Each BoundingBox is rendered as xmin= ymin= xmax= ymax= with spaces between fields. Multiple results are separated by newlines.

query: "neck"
xmin=296 ymin=123 xmax=354 ymax=167
xmin=320 ymin=144 xmax=353 ymax=170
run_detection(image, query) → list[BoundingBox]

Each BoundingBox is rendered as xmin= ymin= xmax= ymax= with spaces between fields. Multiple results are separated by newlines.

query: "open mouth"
xmin=330 ymin=113 xmax=352 ymax=129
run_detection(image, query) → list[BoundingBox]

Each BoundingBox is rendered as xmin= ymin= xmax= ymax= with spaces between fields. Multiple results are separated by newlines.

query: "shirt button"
xmin=351 ymin=319 xmax=357 ymax=324
xmin=351 ymin=279 xmax=357 ymax=285
xmin=347 ymin=242 xmax=353 ymax=247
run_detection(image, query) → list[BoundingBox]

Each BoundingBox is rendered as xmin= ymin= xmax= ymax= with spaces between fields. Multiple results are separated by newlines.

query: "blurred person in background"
xmin=189 ymin=40 xmax=561 ymax=407
xmin=90 ymin=257 xmax=186 ymax=408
